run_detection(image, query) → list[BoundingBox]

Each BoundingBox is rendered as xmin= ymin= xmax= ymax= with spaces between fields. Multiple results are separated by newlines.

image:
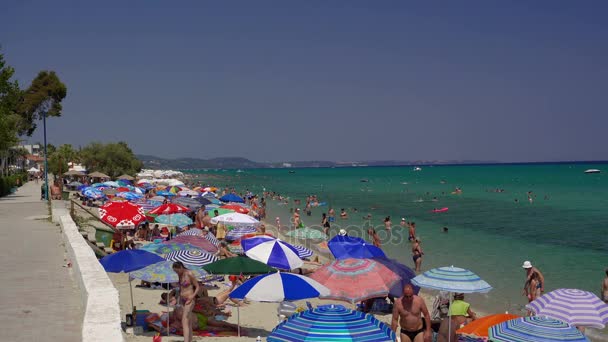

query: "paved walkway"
xmin=0 ymin=181 xmax=83 ymax=341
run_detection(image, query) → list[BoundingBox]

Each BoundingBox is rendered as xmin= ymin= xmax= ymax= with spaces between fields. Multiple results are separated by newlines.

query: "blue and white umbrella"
xmin=134 ymin=199 xmax=163 ymax=212
xmin=226 ymin=226 xmax=257 ymax=241
xmin=205 ymin=232 xmax=220 ymax=247
xmin=268 ymin=304 xmax=396 ymax=342
xmin=488 ymin=316 xmax=589 ymax=342
xmin=166 ymin=249 xmax=218 ymax=267
xmin=116 ymin=191 xmax=143 ymax=201
xmin=103 ymin=181 xmax=121 ymax=188
xmin=242 ymin=236 xmax=303 ymax=270
xmin=411 ymin=266 xmax=492 ymax=293
xmin=83 ymin=188 xmax=105 ymax=200
xmin=156 ymin=190 xmax=176 ymax=197
xmin=177 ymin=228 xmax=204 ymax=237
xmin=293 ymin=245 xmax=313 ymax=259
xmin=230 ymin=271 xmax=329 ymax=302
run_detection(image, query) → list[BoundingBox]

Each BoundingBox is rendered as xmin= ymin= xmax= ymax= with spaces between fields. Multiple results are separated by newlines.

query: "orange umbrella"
xmin=456 ymin=313 xmax=520 ymax=338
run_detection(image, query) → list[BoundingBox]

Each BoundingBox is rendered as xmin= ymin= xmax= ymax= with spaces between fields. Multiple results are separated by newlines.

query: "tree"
xmin=0 ymin=52 xmax=22 ymax=176
xmin=80 ymin=141 xmax=142 ymax=178
xmin=48 ymin=144 xmax=79 ymax=177
xmin=17 ymin=71 xmax=67 ymax=136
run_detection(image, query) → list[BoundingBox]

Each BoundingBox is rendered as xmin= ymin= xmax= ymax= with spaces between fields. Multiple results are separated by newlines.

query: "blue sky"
xmin=2 ymin=1 xmax=607 ymax=162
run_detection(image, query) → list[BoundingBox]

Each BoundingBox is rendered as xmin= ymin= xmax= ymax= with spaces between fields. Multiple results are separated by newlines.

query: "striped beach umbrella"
xmin=130 ymin=260 xmax=208 ymax=283
xmin=177 ymin=228 xmax=204 ymax=237
xmin=156 ymin=190 xmax=176 ymax=197
xmin=82 ymin=187 xmax=105 ymax=199
xmin=309 ymin=258 xmax=401 ymax=303
xmin=242 ymin=236 xmax=303 ymax=270
xmin=116 ymin=191 xmax=144 ymax=201
xmin=268 ymin=304 xmax=396 ymax=342
xmin=166 ymin=249 xmax=218 ymax=267
xmin=230 ymin=271 xmax=329 ymax=302
xmin=148 ymin=203 xmax=190 ymax=216
xmin=292 ymin=245 xmax=313 ymax=259
xmin=204 ymin=232 xmax=220 ymax=247
xmin=170 ymin=236 xmax=218 ymax=254
xmin=134 ymin=199 xmax=162 ymax=212
xmin=411 ymin=266 xmax=492 ymax=293
xmin=226 ymin=226 xmax=257 ymax=241
xmin=488 ymin=316 xmax=589 ymax=342
xmin=526 ymin=288 xmax=608 ymax=329
xmin=139 ymin=242 xmax=200 ymax=255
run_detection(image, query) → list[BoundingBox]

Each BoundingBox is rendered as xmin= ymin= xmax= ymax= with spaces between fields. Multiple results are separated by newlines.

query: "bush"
xmin=0 ymin=171 xmax=27 ymax=197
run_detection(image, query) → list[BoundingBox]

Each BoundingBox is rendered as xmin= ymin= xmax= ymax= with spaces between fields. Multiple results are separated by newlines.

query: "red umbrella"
xmin=148 ymin=203 xmax=190 ymax=216
xmin=309 ymin=258 xmax=401 ymax=303
xmin=169 ymin=236 xmax=218 ymax=254
xmin=117 ymin=187 xmax=131 ymax=192
xmin=98 ymin=201 xmax=146 ymax=229
xmin=221 ymin=204 xmax=250 ymax=214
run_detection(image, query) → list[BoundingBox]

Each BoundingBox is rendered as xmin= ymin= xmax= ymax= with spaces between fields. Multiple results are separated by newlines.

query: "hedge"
xmin=0 ymin=172 xmax=28 ymax=197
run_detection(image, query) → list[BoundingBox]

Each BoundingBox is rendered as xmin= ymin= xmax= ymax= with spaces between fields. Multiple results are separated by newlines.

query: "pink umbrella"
xmin=309 ymin=258 xmax=401 ymax=303
xmin=168 ymin=235 xmax=218 ymax=254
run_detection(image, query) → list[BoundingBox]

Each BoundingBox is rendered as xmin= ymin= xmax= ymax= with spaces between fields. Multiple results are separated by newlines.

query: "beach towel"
xmin=146 ymin=313 xmax=238 ymax=337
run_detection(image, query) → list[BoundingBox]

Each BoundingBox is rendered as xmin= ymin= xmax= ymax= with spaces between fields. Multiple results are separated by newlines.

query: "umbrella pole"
xmin=128 ymin=272 xmax=134 ymax=314
xmin=448 ymin=293 xmax=452 ymax=342
xmin=237 ymin=304 xmax=241 ymax=337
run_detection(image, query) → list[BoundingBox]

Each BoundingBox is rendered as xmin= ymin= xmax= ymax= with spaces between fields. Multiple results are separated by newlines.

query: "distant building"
xmin=68 ymin=162 xmax=86 ymax=172
xmin=19 ymin=144 xmax=41 ymax=156
xmin=282 ymin=163 xmax=292 ymax=168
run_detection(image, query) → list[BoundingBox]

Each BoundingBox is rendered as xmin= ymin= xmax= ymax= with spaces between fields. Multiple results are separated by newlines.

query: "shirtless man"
xmin=195 ymin=207 xmax=205 ymax=228
xmin=391 ymin=284 xmax=432 ymax=342
xmin=293 ymin=208 xmax=301 ymax=228
xmin=602 ymin=268 xmax=608 ymax=303
xmin=201 ymin=211 xmax=212 ymax=228
xmin=522 ymin=261 xmax=545 ymax=297
xmin=408 ymin=222 xmax=416 ymax=242
xmin=368 ymin=228 xmax=382 ymax=248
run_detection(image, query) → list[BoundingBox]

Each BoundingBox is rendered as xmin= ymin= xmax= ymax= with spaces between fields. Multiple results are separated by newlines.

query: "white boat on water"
xmin=413 ymin=167 xmax=422 ymax=171
xmin=584 ymin=169 xmax=601 ymax=174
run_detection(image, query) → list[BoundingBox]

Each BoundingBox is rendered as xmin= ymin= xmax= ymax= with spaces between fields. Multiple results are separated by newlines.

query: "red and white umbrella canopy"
xmin=98 ymin=201 xmax=146 ymax=229
xmin=147 ymin=203 xmax=190 ymax=216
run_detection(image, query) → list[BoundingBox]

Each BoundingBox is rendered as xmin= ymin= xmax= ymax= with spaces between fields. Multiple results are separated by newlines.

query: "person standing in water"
xmin=412 ymin=238 xmax=424 ymax=273
xmin=522 ymin=261 xmax=545 ymax=297
xmin=322 ymin=213 xmax=330 ymax=236
xmin=408 ymin=222 xmax=416 ymax=242
xmin=602 ymin=268 xmax=608 ymax=304
xmin=384 ymin=216 xmax=392 ymax=231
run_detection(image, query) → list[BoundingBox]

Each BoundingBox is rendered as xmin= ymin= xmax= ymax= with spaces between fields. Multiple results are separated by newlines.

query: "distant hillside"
xmin=137 ymin=155 xmax=263 ymax=169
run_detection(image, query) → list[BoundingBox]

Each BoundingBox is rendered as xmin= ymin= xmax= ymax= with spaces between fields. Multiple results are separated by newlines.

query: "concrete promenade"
xmin=0 ymin=181 xmax=83 ymax=341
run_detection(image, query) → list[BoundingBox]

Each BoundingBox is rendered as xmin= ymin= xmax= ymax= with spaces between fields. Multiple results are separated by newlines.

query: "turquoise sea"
xmin=186 ymin=163 xmax=608 ymax=314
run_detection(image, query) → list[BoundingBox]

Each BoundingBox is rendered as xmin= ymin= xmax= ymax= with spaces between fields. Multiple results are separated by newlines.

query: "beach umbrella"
xmin=411 ymin=266 xmax=492 ymax=294
xmin=129 ymin=260 xmax=207 ymax=283
xmin=134 ymin=199 xmax=162 ymax=212
xmin=219 ymin=193 xmax=245 ymax=203
xmin=99 ymin=249 xmax=165 ymax=312
xmin=226 ymin=226 xmax=258 ymax=241
xmin=412 ymin=266 xmax=492 ymax=342
xmin=165 ymin=249 xmax=218 ymax=267
xmin=98 ymin=201 xmax=146 ymax=229
xmin=156 ymin=190 xmax=176 ymax=197
xmin=309 ymin=258 xmax=401 ymax=303
xmin=221 ymin=204 xmax=250 ymax=214
xmin=63 ymin=169 xmax=83 ymax=176
xmin=204 ymin=232 xmax=220 ymax=247
xmin=328 ymin=235 xmax=386 ymax=259
xmin=488 ymin=316 xmax=589 ymax=342
xmin=211 ymin=212 xmax=259 ymax=226
xmin=91 ymin=183 xmax=107 ymax=188
xmin=148 ymin=203 xmax=190 ymax=216
xmin=176 ymin=228 xmax=204 ymax=237
xmin=115 ymin=180 xmax=130 ymax=187
xmin=292 ymin=245 xmax=313 ymax=259
xmin=285 ymin=227 xmax=327 ymax=240
xmin=117 ymin=174 xmax=135 ymax=181
xmin=169 ymin=236 xmax=218 ymax=253
xmin=82 ymin=188 xmax=105 ymax=200
xmin=209 ymin=208 xmax=235 ymax=216
xmin=373 ymin=258 xmax=419 ymax=296
xmin=116 ymin=191 xmax=144 ymax=201
xmin=231 ymin=271 xmax=329 ymax=301
xmin=526 ymin=288 xmax=608 ymax=329
xmin=155 ymin=213 xmax=193 ymax=227
xmin=268 ymin=304 xmax=396 ymax=342
xmin=194 ymin=197 xmax=212 ymax=205
xmin=89 ymin=171 xmax=110 ymax=179
xmin=68 ymin=181 xmax=82 ymax=187
xmin=149 ymin=195 xmax=166 ymax=202
xmin=178 ymin=190 xmax=199 ymax=197
xmin=165 ymin=186 xmax=181 ymax=193
xmin=203 ymin=187 xmax=218 ymax=192
xmin=456 ymin=313 xmax=520 ymax=340
xmin=139 ymin=242 xmax=200 ymax=255
xmin=103 ymin=181 xmax=120 ymax=188
xmin=202 ymin=256 xmax=276 ymax=275
xmin=241 ymin=236 xmax=303 ymax=270
xmin=201 ymin=191 xmax=217 ymax=198
xmin=172 ymin=197 xmax=202 ymax=210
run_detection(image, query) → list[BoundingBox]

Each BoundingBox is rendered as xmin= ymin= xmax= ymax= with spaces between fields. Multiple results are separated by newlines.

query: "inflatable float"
xmin=431 ymin=207 xmax=449 ymax=213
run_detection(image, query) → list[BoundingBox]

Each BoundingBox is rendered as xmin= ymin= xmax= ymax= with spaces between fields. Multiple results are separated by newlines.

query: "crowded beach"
xmin=63 ymin=169 xmax=608 ymax=342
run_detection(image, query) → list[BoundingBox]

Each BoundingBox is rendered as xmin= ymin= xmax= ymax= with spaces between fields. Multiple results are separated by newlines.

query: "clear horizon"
xmin=3 ymin=1 xmax=608 ymax=163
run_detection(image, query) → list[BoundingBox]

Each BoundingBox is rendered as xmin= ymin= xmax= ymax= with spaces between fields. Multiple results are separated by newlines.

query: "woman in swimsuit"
xmin=412 ymin=238 xmax=423 ymax=273
xmin=322 ymin=213 xmax=330 ymax=236
xmin=172 ymin=261 xmax=200 ymax=342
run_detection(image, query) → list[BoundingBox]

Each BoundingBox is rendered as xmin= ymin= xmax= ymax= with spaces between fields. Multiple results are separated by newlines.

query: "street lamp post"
xmin=43 ymin=111 xmax=48 ymax=201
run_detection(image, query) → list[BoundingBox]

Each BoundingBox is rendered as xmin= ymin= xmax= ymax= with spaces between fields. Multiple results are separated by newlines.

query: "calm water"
xmin=186 ymin=163 xmax=608 ymax=313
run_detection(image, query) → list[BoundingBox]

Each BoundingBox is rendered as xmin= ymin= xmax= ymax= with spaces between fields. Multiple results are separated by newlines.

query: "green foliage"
xmin=0 ymin=171 xmax=27 ymax=197
xmin=17 ymin=70 xmax=67 ymax=136
xmin=48 ymin=144 xmax=79 ymax=176
xmin=80 ymin=141 xmax=142 ymax=178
